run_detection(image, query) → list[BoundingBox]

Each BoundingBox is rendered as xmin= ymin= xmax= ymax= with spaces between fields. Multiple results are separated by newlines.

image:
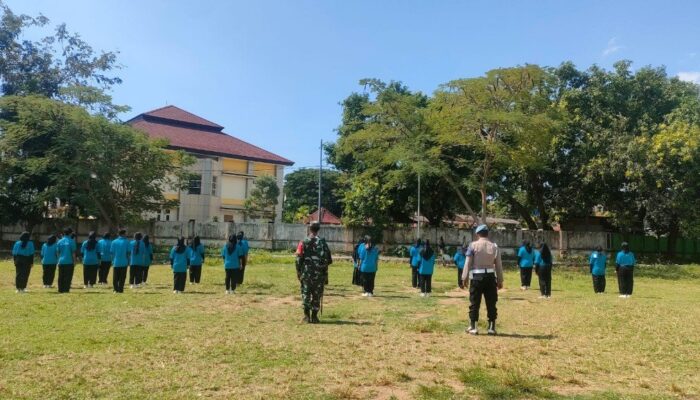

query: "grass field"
xmin=1 ymin=252 xmax=699 ymax=400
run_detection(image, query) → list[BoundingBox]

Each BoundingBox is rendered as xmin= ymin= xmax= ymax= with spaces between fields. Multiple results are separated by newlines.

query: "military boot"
xmin=487 ymin=321 xmax=497 ymax=336
xmin=467 ymin=320 xmax=478 ymax=335
xmin=311 ymin=310 xmax=320 ymax=324
xmin=301 ymin=308 xmax=311 ymax=324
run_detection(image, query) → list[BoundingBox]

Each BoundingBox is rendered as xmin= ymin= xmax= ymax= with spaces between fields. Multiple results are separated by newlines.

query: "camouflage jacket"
xmin=295 ymin=236 xmax=333 ymax=278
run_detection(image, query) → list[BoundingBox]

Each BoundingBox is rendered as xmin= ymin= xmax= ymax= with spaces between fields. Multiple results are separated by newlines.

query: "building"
xmin=127 ymin=106 xmax=294 ymax=223
xmin=307 ymin=207 xmax=342 ymax=225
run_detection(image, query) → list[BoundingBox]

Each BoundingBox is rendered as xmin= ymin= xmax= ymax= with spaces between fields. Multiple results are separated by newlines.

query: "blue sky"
xmin=6 ymin=0 xmax=700 ymax=170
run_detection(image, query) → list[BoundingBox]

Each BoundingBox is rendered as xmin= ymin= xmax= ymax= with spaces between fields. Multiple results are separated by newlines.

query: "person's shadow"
xmin=494 ymin=333 xmax=556 ymax=340
xmin=319 ymin=320 xmax=373 ymax=326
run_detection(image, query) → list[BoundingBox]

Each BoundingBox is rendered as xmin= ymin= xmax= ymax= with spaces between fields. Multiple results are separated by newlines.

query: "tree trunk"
xmin=443 ymin=175 xmax=480 ymax=226
xmin=504 ymin=193 xmax=538 ymax=230
xmin=528 ymin=173 xmax=552 ymax=230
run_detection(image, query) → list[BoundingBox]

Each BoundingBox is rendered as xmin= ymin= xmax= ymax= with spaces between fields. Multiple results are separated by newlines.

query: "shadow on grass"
xmin=319 ymin=319 xmax=372 ymax=326
xmin=495 ymin=333 xmax=556 ymax=340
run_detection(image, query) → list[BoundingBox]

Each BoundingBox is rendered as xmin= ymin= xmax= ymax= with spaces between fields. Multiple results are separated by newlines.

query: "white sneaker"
xmin=467 ymin=326 xmax=478 ymax=335
xmin=15 ymin=289 xmax=20 ymax=293
xmin=420 ymin=292 xmax=426 ymax=297
xmin=520 ymin=286 xmax=526 ymax=291
xmin=425 ymin=293 xmax=430 ymax=298
xmin=619 ymin=294 xmax=626 ymax=298
xmin=368 ymin=293 xmax=373 ymax=297
xmin=625 ymin=295 xmax=631 ymax=298
xmin=362 ymin=292 xmax=368 ymax=297
xmin=225 ymin=290 xmax=230 ymax=294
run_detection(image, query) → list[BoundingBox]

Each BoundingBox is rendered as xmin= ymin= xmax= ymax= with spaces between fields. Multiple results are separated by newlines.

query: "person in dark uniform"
xmin=462 ymin=225 xmax=504 ymax=335
xmin=12 ymin=232 xmax=35 ymax=293
xmin=295 ymin=222 xmax=332 ymax=323
xmin=589 ymin=246 xmax=607 ymax=293
xmin=616 ymin=242 xmax=636 ymax=298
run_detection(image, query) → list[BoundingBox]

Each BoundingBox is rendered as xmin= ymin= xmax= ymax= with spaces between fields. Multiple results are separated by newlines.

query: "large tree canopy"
xmin=282 ymin=168 xmax=344 ymax=223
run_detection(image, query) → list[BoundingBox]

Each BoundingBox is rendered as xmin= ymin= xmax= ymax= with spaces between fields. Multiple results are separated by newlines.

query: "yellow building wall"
xmin=222 ymin=158 xmax=248 ymax=174
xmin=252 ymin=162 xmax=276 ymax=177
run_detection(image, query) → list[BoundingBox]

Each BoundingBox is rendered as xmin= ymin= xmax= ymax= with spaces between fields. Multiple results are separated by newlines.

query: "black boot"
xmin=311 ymin=310 xmax=320 ymax=324
xmin=487 ymin=320 xmax=497 ymax=336
xmin=301 ymin=308 xmax=311 ymax=323
xmin=467 ymin=320 xmax=478 ymax=335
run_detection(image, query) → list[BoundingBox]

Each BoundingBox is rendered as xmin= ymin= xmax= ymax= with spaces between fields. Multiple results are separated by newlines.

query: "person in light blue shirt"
xmin=358 ymin=236 xmax=380 ymax=296
xmin=97 ymin=232 xmax=112 ymax=285
xmin=129 ymin=232 xmax=146 ymax=288
xmin=534 ymin=243 xmax=554 ymax=298
xmin=351 ymin=238 xmax=366 ymax=287
xmin=80 ymin=231 xmax=100 ymax=288
xmin=418 ymin=240 xmax=436 ymax=297
xmin=615 ymin=242 xmax=636 ymax=298
xmin=56 ymin=228 xmax=77 ymax=293
xmin=221 ymin=235 xmax=241 ymax=294
xmin=453 ymin=246 xmax=466 ymax=289
xmin=12 ymin=231 xmax=34 ymax=292
xmin=517 ymin=241 xmax=535 ymax=290
xmin=110 ymin=229 xmax=131 ymax=293
xmin=237 ymin=231 xmax=250 ymax=285
xmin=41 ymin=235 xmax=58 ymax=288
xmin=141 ymin=235 xmax=154 ymax=284
xmin=189 ymin=236 xmax=205 ymax=284
xmin=589 ymin=246 xmax=607 ymax=293
xmin=409 ymin=239 xmax=423 ymax=289
xmin=170 ymin=237 xmax=192 ymax=293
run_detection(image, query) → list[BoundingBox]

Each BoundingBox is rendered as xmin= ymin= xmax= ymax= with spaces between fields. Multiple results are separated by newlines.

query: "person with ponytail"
xmin=418 ymin=240 xmax=436 ymax=297
xmin=40 ymin=235 xmax=59 ymax=288
xmin=12 ymin=232 xmax=35 ymax=293
xmin=141 ymin=235 xmax=154 ymax=284
xmin=358 ymin=236 xmax=380 ymax=297
xmin=97 ymin=232 xmax=112 ymax=285
xmin=189 ymin=235 xmax=205 ymax=284
xmin=129 ymin=232 xmax=145 ymax=288
xmin=170 ymin=237 xmax=191 ymax=293
xmin=56 ymin=228 xmax=77 ymax=293
xmin=221 ymin=234 xmax=241 ymax=294
xmin=534 ymin=242 xmax=554 ymax=298
xmin=81 ymin=231 xmax=100 ymax=288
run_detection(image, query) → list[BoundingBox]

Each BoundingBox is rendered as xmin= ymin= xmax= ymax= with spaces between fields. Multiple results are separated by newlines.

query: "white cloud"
xmin=602 ymin=38 xmax=623 ymax=57
xmin=678 ymin=71 xmax=700 ymax=84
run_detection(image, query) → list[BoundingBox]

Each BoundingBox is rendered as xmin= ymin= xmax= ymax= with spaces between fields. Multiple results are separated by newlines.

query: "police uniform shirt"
xmin=461 ymin=238 xmax=504 ymax=284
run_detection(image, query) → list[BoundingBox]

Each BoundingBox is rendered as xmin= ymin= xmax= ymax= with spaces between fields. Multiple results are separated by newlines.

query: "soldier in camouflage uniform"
xmin=296 ymin=222 xmax=333 ymax=323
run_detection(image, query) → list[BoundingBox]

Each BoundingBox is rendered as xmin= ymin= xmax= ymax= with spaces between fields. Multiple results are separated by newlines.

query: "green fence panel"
xmin=629 ymin=235 xmax=644 ymax=253
xmin=643 ymin=236 xmax=658 ymax=253
xmin=658 ymin=237 xmax=668 ymax=253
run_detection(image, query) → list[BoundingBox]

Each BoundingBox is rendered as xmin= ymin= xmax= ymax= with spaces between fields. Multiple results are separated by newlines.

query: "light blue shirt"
xmin=409 ymin=245 xmax=422 ymax=267
xmin=418 ymin=253 xmax=436 ymax=275
xmin=170 ymin=246 xmax=192 ymax=273
xmin=41 ymin=243 xmax=58 ymax=265
xmin=57 ymin=237 xmax=76 ymax=265
xmin=130 ymin=240 xmax=146 ymax=266
xmin=12 ymin=240 xmax=35 ymax=257
xmin=143 ymin=244 xmax=154 ymax=267
xmin=534 ymin=250 xmax=553 ymax=268
xmin=589 ymin=251 xmax=607 ymax=276
xmin=239 ymin=239 xmax=250 ymax=256
xmin=190 ymin=244 xmax=205 ymax=266
xmin=616 ymin=251 xmax=636 ymax=268
xmin=517 ymin=246 xmax=535 ymax=268
xmin=81 ymin=241 xmax=100 ymax=265
xmin=359 ymin=245 xmax=379 ymax=273
xmin=110 ymin=236 xmax=131 ymax=268
xmin=221 ymin=244 xmax=241 ymax=269
xmin=453 ymin=250 xmax=466 ymax=270
xmin=97 ymin=239 xmax=112 ymax=263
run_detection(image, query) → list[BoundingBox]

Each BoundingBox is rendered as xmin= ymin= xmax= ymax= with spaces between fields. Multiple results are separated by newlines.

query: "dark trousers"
xmin=457 ymin=268 xmax=464 ymax=288
xmin=189 ymin=265 xmax=202 ymax=283
xmin=537 ymin=267 xmax=552 ymax=296
xmin=98 ymin=262 xmax=111 ymax=284
xmin=43 ymin=264 xmax=57 ymax=286
xmin=361 ymin=271 xmax=376 ymax=294
xmin=419 ymin=274 xmax=432 ymax=293
xmin=129 ymin=265 xmax=143 ymax=285
xmin=173 ymin=272 xmax=187 ymax=291
xmin=520 ymin=267 xmax=533 ymax=287
xmin=83 ymin=265 xmax=98 ymax=286
xmin=225 ymin=269 xmax=241 ymax=291
xmin=142 ymin=266 xmax=150 ymax=283
xmin=14 ymin=256 xmax=33 ymax=290
xmin=592 ymin=275 xmax=606 ymax=293
xmin=57 ymin=264 xmax=75 ymax=293
xmin=618 ymin=267 xmax=634 ymax=295
xmin=113 ymin=267 xmax=127 ymax=293
xmin=237 ymin=256 xmax=247 ymax=284
xmin=411 ymin=266 xmax=419 ymax=288
xmin=352 ymin=267 xmax=361 ymax=286
xmin=469 ymin=273 xmax=498 ymax=322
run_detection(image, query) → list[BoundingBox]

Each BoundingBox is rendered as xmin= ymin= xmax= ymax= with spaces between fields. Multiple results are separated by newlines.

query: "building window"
xmin=188 ymin=175 xmax=202 ymax=195
xmin=212 ymin=176 xmax=218 ymax=196
xmin=224 ymin=214 xmax=233 ymax=222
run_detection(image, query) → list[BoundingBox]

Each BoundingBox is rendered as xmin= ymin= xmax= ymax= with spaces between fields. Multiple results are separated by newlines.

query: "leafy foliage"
xmin=282 ymin=168 xmax=343 ymax=223
xmin=244 ymin=175 xmax=280 ymax=222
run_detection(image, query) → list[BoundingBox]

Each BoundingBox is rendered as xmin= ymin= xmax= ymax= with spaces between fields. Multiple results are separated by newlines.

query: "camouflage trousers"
xmin=300 ymin=270 xmax=325 ymax=311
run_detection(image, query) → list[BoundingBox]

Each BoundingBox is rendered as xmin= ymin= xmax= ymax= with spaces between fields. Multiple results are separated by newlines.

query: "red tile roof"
xmin=127 ymin=106 xmax=293 ymax=166
xmin=309 ymin=207 xmax=342 ymax=225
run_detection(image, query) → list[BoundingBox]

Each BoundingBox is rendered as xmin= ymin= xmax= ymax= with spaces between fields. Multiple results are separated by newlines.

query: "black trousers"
xmin=225 ymin=269 xmax=241 ymax=291
xmin=469 ymin=273 xmax=498 ymax=322
xmin=173 ymin=272 xmax=187 ymax=291
xmin=411 ymin=266 xmax=419 ymax=288
xmin=129 ymin=265 xmax=143 ymax=285
xmin=592 ymin=275 xmax=606 ymax=293
xmin=352 ymin=267 xmax=361 ymax=286
xmin=419 ymin=274 xmax=432 ymax=293
xmin=189 ymin=265 xmax=202 ymax=283
xmin=83 ymin=264 xmax=98 ymax=286
xmin=142 ymin=266 xmax=150 ymax=283
xmin=43 ymin=264 xmax=57 ymax=286
xmin=98 ymin=262 xmax=111 ymax=284
xmin=113 ymin=267 xmax=127 ymax=293
xmin=57 ymin=264 xmax=75 ymax=293
xmin=237 ymin=256 xmax=247 ymax=284
xmin=457 ymin=268 xmax=464 ymax=287
xmin=14 ymin=256 xmax=33 ymax=290
xmin=537 ymin=267 xmax=552 ymax=296
xmin=520 ymin=268 xmax=533 ymax=287
xmin=361 ymin=271 xmax=376 ymax=294
xmin=618 ymin=267 xmax=634 ymax=295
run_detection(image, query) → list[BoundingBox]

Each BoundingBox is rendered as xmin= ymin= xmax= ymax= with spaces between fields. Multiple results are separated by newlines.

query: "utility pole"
xmin=417 ymin=173 xmax=421 ymax=239
xmin=318 ymin=139 xmax=322 ymax=224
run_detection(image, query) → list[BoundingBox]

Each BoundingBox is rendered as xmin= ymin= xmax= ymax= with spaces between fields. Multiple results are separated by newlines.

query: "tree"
xmin=0 ymin=96 xmax=193 ymax=230
xmin=282 ymin=168 xmax=344 ymax=223
xmin=244 ymin=175 xmax=280 ymax=221
xmin=341 ymin=174 xmax=393 ymax=239
xmin=0 ymin=1 xmax=127 ymax=119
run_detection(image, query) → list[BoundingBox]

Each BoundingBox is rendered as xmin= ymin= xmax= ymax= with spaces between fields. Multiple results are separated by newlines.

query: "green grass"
xmin=0 ymin=256 xmax=699 ymax=399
